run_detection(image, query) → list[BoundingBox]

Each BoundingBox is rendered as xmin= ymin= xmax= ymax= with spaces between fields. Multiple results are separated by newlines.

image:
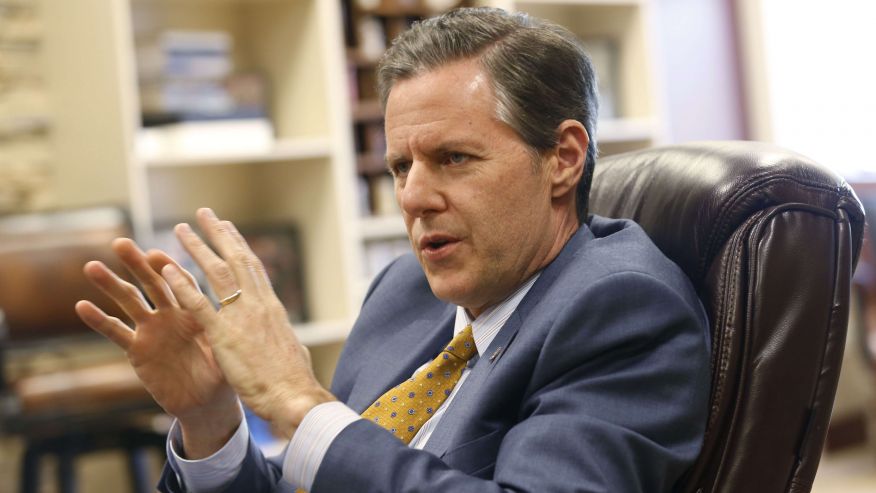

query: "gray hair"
xmin=377 ymin=7 xmax=599 ymax=223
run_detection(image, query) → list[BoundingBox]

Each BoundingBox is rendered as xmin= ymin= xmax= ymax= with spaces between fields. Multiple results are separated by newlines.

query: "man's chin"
xmin=424 ymin=275 xmax=475 ymax=307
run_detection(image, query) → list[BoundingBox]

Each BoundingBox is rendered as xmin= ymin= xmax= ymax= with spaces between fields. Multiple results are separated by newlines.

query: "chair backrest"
xmin=589 ymin=141 xmax=865 ymax=493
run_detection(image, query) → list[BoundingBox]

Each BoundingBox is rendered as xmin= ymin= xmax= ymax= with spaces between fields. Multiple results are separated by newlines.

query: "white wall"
xmin=740 ymin=0 xmax=876 ymax=181
xmin=655 ymin=0 xmax=747 ymax=143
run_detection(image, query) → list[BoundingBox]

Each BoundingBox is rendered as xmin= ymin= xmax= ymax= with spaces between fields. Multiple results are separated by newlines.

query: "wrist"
xmin=178 ymin=401 xmax=244 ymax=459
xmin=271 ymin=387 xmax=337 ymax=440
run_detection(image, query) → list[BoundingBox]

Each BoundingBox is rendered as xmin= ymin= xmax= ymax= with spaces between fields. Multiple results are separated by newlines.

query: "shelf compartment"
xmin=129 ymin=0 xmax=330 ymax=140
xmin=359 ymin=214 xmax=406 ymax=240
xmin=139 ymin=136 xmax=332 ymax=168
xmin=294 ymin=319 xmax=352 ymax=346
xmin=515 ymin=0 xmax=654 ymax=120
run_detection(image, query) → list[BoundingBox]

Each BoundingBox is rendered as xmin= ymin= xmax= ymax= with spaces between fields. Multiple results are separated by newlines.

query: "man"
xmin=76 ymin=8 xmax=710 ymax=492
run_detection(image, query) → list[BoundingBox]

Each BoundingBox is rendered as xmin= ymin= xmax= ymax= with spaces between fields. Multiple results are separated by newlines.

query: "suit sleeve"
xmin=312 ymin=271 xmax=710 ymax=493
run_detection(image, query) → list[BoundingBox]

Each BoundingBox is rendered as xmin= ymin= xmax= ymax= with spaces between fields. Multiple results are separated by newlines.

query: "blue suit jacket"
xmin=160 ymin=216 xmax=711 ymax=492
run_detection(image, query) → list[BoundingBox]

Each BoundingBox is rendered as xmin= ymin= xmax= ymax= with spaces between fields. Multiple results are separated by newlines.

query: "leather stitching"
xmin=702 ymin=173 xmax=851 ymax=281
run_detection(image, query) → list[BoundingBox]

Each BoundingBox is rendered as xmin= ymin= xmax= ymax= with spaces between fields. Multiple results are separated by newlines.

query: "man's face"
xmin=385 ymin=59 xmax=564 ymax=316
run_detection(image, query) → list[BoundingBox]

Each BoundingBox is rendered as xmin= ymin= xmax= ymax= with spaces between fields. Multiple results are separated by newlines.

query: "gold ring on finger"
xmin=219 ymin=289 xmax=242 ymax=307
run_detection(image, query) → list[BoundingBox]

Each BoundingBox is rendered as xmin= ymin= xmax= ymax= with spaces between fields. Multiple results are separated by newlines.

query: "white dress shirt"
xmin=169 ymin=273 xmax=540 ymax=492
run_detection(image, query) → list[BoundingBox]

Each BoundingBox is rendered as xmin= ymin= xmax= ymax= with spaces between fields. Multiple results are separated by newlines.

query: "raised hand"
xmin=159 ymin=208 xmax=335 ymax=439
xmin=75 ymin=240 xmax=241 ymax=457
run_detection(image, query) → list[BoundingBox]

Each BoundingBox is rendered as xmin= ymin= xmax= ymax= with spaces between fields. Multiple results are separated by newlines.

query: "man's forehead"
xmin=385 ymin=59 xmax=496 ymax=115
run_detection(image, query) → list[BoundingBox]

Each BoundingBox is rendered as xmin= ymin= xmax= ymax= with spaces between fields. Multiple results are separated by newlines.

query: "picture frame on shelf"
xmin=150 ymin=223 xmax=210 ymax=295
xmin=238 ymin=224 xmax=309 ymax=324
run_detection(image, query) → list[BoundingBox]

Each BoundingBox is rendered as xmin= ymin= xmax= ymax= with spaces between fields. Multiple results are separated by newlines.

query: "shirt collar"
xmin=453 ymin=273 xmax=541 ymax=356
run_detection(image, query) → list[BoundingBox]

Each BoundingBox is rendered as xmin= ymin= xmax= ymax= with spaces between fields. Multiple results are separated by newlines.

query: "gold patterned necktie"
xmin=295 ymin=327 xmax=478 ymax=492
xmin=361 ymin=324 xmax=478 ymax=444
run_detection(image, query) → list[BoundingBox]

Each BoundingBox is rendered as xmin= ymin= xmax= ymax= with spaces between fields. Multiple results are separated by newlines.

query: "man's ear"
xmin=549 ymin=119 xmax=589 ymax=199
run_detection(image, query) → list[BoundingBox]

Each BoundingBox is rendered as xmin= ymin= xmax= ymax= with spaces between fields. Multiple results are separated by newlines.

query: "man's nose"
xmin=397 ymin=162 xmax=446 ymax=218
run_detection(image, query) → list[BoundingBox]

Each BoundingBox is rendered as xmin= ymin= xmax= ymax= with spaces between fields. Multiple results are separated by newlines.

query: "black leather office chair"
xmin=590 ymin=141 xmax=865 ymax=493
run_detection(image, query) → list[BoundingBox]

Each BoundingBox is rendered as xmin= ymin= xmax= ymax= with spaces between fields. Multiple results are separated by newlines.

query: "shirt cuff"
xmin=283 ymin=401 xmax=361 ymax=490
xmin=167 ymin=415 xmax=249 ymax=493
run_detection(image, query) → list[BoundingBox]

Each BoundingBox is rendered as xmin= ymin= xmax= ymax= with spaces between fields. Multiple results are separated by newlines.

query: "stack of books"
xmin=136 ymin=30 xmax=273 ymax=162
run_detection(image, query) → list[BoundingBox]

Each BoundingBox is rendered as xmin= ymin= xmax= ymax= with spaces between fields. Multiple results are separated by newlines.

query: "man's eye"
xmin=447 ymin=153 xmax=468 ymax=165
xmin=392 ymin=161 xmax=411 ymax=176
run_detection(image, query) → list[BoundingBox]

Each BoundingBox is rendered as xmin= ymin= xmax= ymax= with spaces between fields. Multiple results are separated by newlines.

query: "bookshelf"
xmin=40 ymin=0 xmax=361 ymax=383
xmin=36 ymin=0 xmax=664 ymax=379
xmin=342 ymin=0 xmax=474 ymax=289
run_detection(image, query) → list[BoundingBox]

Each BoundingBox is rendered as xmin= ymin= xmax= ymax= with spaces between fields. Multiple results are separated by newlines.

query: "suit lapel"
xmin=423 ymin=223 xmax=596 ymax=457
xmin=422 ymin=309 xmax=524 ymax=456
xmin=346 ymin=304 xmax=456 ymax=413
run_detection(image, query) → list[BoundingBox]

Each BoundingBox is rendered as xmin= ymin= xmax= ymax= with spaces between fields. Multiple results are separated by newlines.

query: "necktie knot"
xmin=444 ymin=325 xmax=477 ymax=361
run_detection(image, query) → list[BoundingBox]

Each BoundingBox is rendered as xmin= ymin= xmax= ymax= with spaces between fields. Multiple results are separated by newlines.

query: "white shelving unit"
xmin=125 ymin=0 xmax=360 ymax=331
xmin=41 ymin=0 xmax=362 ymax=382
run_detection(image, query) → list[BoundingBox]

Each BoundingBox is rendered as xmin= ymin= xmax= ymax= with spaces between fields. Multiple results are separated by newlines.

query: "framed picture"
xmin=150 ymin=224 xmax=210 ymax=294
xmin=238 ymin=224 xmax=308 ymax=323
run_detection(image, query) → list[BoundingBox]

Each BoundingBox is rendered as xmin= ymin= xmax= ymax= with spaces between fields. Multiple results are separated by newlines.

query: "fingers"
xmin=146 ymin=249 xmax=202 ymax=293
xmin=75 ymin=300 xmax=135 ymax=350
xmin=195 ymin=208 xmax=271 ymax=295
xmin=174 ymin=222 xmax=244 ymax=299
xmin=82 ymin=260 xmax=152 ymax=323
xmin=113 ymin=238 xmax=175 ymax=309
xmin=161 ymin=263 xmax=221 ymax=330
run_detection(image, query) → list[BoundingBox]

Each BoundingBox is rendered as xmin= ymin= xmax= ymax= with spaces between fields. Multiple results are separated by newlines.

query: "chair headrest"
xmin=589 ymin=141 xmax=865 ymax=288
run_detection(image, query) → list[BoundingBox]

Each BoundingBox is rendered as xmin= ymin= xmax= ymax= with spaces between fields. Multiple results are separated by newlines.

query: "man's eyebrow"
xmin=434 ymin=140 xmax=482 ymax=154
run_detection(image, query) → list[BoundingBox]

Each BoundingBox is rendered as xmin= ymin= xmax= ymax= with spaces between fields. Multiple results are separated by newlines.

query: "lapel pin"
xmin=489 ymin=346 xmax=503 ymax=363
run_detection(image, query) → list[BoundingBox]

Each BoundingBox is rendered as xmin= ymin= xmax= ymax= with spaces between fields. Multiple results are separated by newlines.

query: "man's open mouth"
xmin=419 ymin=234 xmax=460 ymax=256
